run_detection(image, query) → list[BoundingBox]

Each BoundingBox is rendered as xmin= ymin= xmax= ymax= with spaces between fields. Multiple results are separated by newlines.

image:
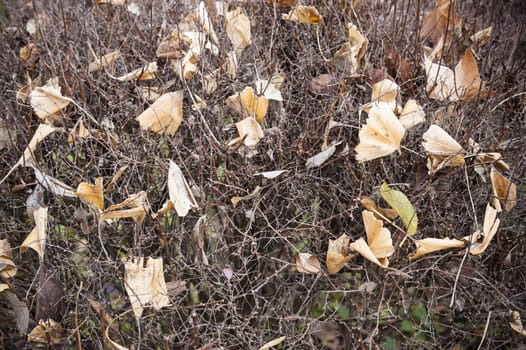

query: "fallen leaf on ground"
xmin=421 ymin=0 xmax=462 ymax=46
xmin=225 ymin=8 xmax=251 ymax=54
xmin=33 ymin=167 xmax=76 ymax=198
xmin=16 ymin=75 xmax=42 ymax=104
xmin=295 ymin=253 xmax=322 ymax=274
xmin=124 ymin=257 xmax=170 ymax=320
xmin=282 ymin=5 xmax=322 ymax=25
xmin=27 ymin=319 xmax=63 ymax=345
xmin=100 ymin=191 xmax=149 ymax=225
xmin=468 ymin=204 xmax=500 ymax=255
xmin=30 ymin=77 xmax=70 ymax=123
xmin=76 ymin=177 xmax=104 ymax=212
xmin=355 ymin=105 xmax=405 ymax=162
xmin=255 ymin=79 xmax=283 ymax=101
xmin=422 ymin=124 xmax=464 ymax=174
xmin=157 ymin=160 xmax=198 ymax=217
xmin=510 ymin=310 xmax=526 ymax=336
xmin=20 ymin=43 xmax=39 ymax=65
xmin=226 ymin=87 xmax=269 ymax=122
xmin=326 ymin=234 xmax=354 ymax=274
xmin=306 ymin=142 xmax=341 ymax=168
xmin=136 ymin=91 xmax=184 ymax=135
xmin=228 ymin=117 xmax=265 ymax=147
xmin=410 ymin=237 xmax=465 ymax=259
xmin=470 ymin=26 xmax=492 ymax=46
xmin=360 ymin=197 xmax=399 ymax=220
xmin=21 ymin=206 xmax=48 ymax=260
xmin=259 ymin=336 xmax=286 ymax=350
xmin=115 ymin=62 xmax=157 ymax=81
xmin=348 ymin=210 xmax=394 ymax=267
xmin=104 ymin=165 xmax=128 ymax=194
xmin=88 ymin=50 xmax=121 ymax=72
xmin=333 ymin=24 xmax=367 ymax=73
xmin=399 ymin=99 xmax=425 ymax=129
xmin=0 ymin=289 xmax=30 ymax=334
xmin=0 ymin=239 xmax=17 ymax=278
xmin=490 ymin=167 xmax=517 ymax=212
xmin=380 ymin=182 xmax=418 ymax=236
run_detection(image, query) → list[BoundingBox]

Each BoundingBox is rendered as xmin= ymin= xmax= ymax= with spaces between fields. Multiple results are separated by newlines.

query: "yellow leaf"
xmin=282 ymin=6 xmax=322 ymax=25
xmin=21 ymin=207 xmax=48 ymax=260
xmin=229 ymin=117 xmax=265 ymax=147
xmin=490 ymin=167 xmax=516 ymax=212
xmin=295 ymin=253 xmax=322 ymax=274
xmin=27 ymin=319 xmax=62 ymax=345
xmin=355 ymin=105 xmax=405 ymax=162
xmin=225 ymin=8 xmax=252 ymax=54
xmin=326 ymin=234 xmax=355 ymax=274
xmin=136 ymin=91 xmax=183 ymax=135
xmin=259 ymin=336 xmax=286 ymax=350
xmin=410 ymin=237 xmax=465 ymax=260
xmin=30 ymin=77 xmax=70 ymax=123
xmin=380 ymin=183 xmax=418 ymax=236
xmin=226 ymin=87 xmax=269 ymax=122
xmin=468 ymin=204 xmax=499 ymax=256
xmin=88 ymin=50 xmax=121 ymax=72
xmin=124 ymin=257 xmax=170 ymax=320
xmin=76 ymin=177 xmax=104 ymax=212
xmin=115 ymin=62 xmax=157 ymax=81
xmin=422 ymin=124 xmax=464 ymax=174
xmin=100 ymin=191 xmax=149 ymax=225
xmin=0 ymin=239 xmax=17 ymax=278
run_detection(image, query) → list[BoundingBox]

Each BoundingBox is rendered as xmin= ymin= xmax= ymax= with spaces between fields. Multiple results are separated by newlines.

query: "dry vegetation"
xmin=0 ymin=0 xmax=525 ymax=349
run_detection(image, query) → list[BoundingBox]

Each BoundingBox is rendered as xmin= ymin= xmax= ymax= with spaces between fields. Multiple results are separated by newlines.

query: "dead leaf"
xmin=308 ymin=74 xmax=339 ymax=96
xmin=333 ymin=24 xmax=367 ymax=73
xmin=104 ymin=165 xmax=128 ymax=193
xmin=421 ymin=0 xmax=462 ymax=46
xmin=0 ymin=289 xmax=30 ymax=334
xmin=490 ymin=168 xmax=517 ymax=212
xmin=422 ymin=124 xmax=464 ymax=174
xmin=348 ymin=210 xmax=394 ymax=267
xmin=33 ymin=167 xmax=77 ymax=198
xmin=380 ymin=182 xmax=418 ymax=236
xmin=21 ymin=206 xmax=48 ymax=260
xmin=195 ymin=1 xmax=219 ymax=45
xmin=17 ymin=74 xmax=42 ymax=104
xmin=136 ymin=91 xmax=184 ymax=135
xmin=100 ymin=191 xmax=149 ymax=224
xmin=157 ymin=160 xmax=198 ymax=217
xmin=67 ymin=120 xmax=92 ymax=143
xmin=399 ymin=99 xmax=425 ymax=129
xmin=355 ymin=105 xmax=406 ymax=162
xmin=326 ymin=234 xmax=354 ymax=274
xmin=76 ymin=177 xmax=104 ymax=212
xmin=0 ymin=284 xmax=8 ymax=292
xmin=229 ymin=117 xmax=265 ymax=147
xmin=268 ymin=0 xmax=298 ymax=7
xmin=225 ymin=8 xmax=252 ymax=54
xmin=306 ymin=142 xmax=340 ymax=168
xmin=35 ymin=265 xmax=65 ymax=323
xmin=282 ymin=6 xmax=322 ymax=25
xmin=370 ymin=79 xmax=400 ymax=112
xmin=0 ymin=239 xmax=17 ymax=278
xmin=115 ymin=62 xmax=157 ymax=81
xmin=383 ymin=45 xmax=414 ymax=82
xmin=468 ymin=204 xmax=500 ymax=255
xmin=30 ymin=77 xmax=70 ymax=123
xmin=470 ymin=26 xmax=492 ymax=46
xmin=27 ymin=319 xmax=63 ymax=345
xmin=226 ymin=87 xmax=269 ymax=122
xmin=88 ymin=50 xmax=121 ymax=72
xmin=259 ymin=336 xmax=286 ymax=350
xmin=254 ymin=170 xmax=288 ymax=179
xmin=360 ymin=197 xmax=398 ymax=220
xmin=97 ymin=0 xmax=125 ymax=5
xmin=255 ymin=79 xmax=283 ymax=101
xmin=410 ymin=237 xmax=466 ymax=259
xmin=20 ymin=43 xmax=39 ymax=65
xmin=295 ymin=253 xmax=322 ymax=274
xmin=510 ymin=310 xmax=526 ymax=336
xmin=192 ymin=215 xmax=209 ymax=266
xmin=124 ymin=257 xmax=170 ymax=320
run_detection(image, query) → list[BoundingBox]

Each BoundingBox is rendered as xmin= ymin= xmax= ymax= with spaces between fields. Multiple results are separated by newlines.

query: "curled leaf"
xmin=136 ymin=91 xmax=183 ymax=135
xmin=410 ymin=237 xmax=465 ymax=260
xmin=282 ymin=6 xmax=322 ymax=25
xmin=380 ymin=182 xmax=418 ymax=236
xmin=21 ymin=207 xmax=48 ymax=260
xmin=295 ymin=253 xmax=322 ymax=274
xmin=76 ymin=177 xmax=104 ymax=212
xmin=326 ymin=234 xmax=354 ymax=274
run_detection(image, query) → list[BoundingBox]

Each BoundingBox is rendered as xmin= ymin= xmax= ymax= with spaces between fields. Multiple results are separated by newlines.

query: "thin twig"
xmin=477 ymin=311 xmax=492 ymax=350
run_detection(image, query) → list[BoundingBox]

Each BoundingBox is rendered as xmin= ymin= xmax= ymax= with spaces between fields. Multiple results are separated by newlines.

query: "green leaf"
xmin=380 ymin=336 xmax=397 ymax=350
xmin=400 ymin=320 xmax=416 ymax=334
xmin=380 ymin=182 xmax=418 ymax=236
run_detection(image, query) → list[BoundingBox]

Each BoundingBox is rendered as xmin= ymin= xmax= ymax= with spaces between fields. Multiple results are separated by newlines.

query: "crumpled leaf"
xmin=226 ymin=86 xmax=269 ymax=122
xmin=88 ymin=50 xmax=121 ymax=72
xmin=295 ymin=253 xmax=322 ymax=274
xmin=76 ymin=177 xmax=104 ymax=212
xmin=422 ymin=124 xmax=464 ymax=174
xmin=100 ymin=191 xmax=149 ymax=225
xmin=0 ymin=239 xmax=17 ymax=278
xmin=255 ymin=79 xmax=283 ymax=101
xmin=20 ymin=43 xmax=39 ymax=65
xmin=0 ymin=289 xmax=30 ymax=335
xmin=424 ymin=49 xmax=488 ymax=101
xmin=348 ymin=210 xmax=394 ymax=267
xmin=136 ymin=91 xmax=183 ymax=135
xmin=333 ymin=24 xmax=367 ymax=73
xmin=124 ymin=257 xmax=170 ymax=320
xmin=30 ymin=77 xmax=70 ymax=123
xmin=21 ymin=206 xmax=48 ymax=260
xmin=399 ymin=99 xmax=425 ymax=129
xmin=380 ymin=182 xmax=418 ymax=236
xmin=33 ymin=167 xmax=77 ymax=198
xmin=28 ymin=319 xmax=63 ymax=345
xmin=410 ymin=237 xmax=465 ymax=259
xmin=225 ymin=8 xmax=252 ymax=54
xmin=360 ymin=197 xmax=398 ymax=220
xmin=468 ymin=204 xmax=500 ymax=255
xmin=228 ymin=117 xmax=265 ymax=148
xmin=490 ymin=167 xmax=517 ymax=212
xmin=326 ymin=234 xmax=354 ymax=274
xmin=510 ymin=310 xmax=526 ymax=336
xmin=282 ymin=5 xmax=322 ymax=25
xmin=157 ymin=160 xmax=198 ymax=217
xmin=115 ymin=62 xmax=157 ymax=81
xmin=421 ymin=0 xmax=462 ymax=47
xmin=306 ymin=142 xmax=341 ymax=169
xmin=259 ymin=336 xmax=286 ymax=350
xmin=470 ymin=26 xmax=492 ymax=46
xmin=355 ymin=105 xmax=405 ymax=163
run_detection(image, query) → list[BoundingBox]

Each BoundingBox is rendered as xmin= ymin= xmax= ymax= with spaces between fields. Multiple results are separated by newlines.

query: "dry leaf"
xmin=422 ymin=124 xmax=464 ymax=174
xmin=420 ymin=0 xmax=462 ymax=46
xmin=355 ymin=105 xmax=406 ymax=163
xmin=0 ymin=284 xmax=8 ymax=292
xmin=333 ymin=24 xmax=367 ymax=73
xmin=76 ymin=177 xmax=104 ymax=212
xmin=468 ymin=204 xmax=500 ymax=255
xmin=349 ymin=210 xmax=394 ymax=267
xmin=17 ymin=75 xmax=42 ymax=104
xmin=0 ymin=239 xmax=17 ymax=278
xmin=254 ymin=170 xmax=288 ymax=179
xmin=88 ymin=50 xmax=121 ymax=72
xmin=470 ymin=26 xmax=492 ymax=46
xmin=383 ymin=45 xmax=414 ymax=82
xmin=306 ymin=142 xmax=340 ymax=168
xmin=100 ymin=191 xmax=149 ymax=225
xmin=229 ymin=117 xmax=265 ymax=147
xmin=490 ymin=168 xmax=517 ymax=212
xmin=136 ymin=91 xmax=183 ymax=135
xmin=104 ymin=165 xmax=129 ymax=193
xmin=510 ymin=310 xmax=526 ymax=337
xmin=410 ymin=237 xmax=465 ymax=259
xmin=225 ymin=8 xmax=252 ymax=54
xmin=20 ymin=43 xmax=39 ymax=65
xmin=195 ymin=1 xmax=219 ymax=45
xmin=33 ymin=167 xmax=77 ymax=198
xmin=30 ymin=77 xmax=70 ymax=123
xmin=157 ymin=160 xmax=198 ymax=217
xmin=226 ymin=87 xmax=269 ymax=122
xmin=67 ymin=120 xmax=92 ymax=143
xmin=124 ymin=257 xmax=170 ymax=320
xmin=295 ymin=253 xmax=322 ymax=274
xmin=21 ymin=206 xmax=48 ymax=260
xmin=27 ymin=319 xmax=62 ymax=345
xmin=157 ymin=32 xmax=183 ymax=59
xmin=360 ymin=197 xmax=399 ymax=220
xmin=115 ymin=62 xmax=157 ymax=81
xmin=268 ymin=0 xmax=298 ymax=7
xmin=326 ymin=234 xmax=354 ymax=274
xmin=425 ymin=49 xmax=488 ymax=101
xmin=0 ymin=124 xmax=63 ymax=185
xmin=399 ymin=99 xmax=425 ymax=129
xmin=380 ymin=182 xmax=418 ymax=236
xmin=370 ymin=79 xmax=399 ymax=111
xmin=97 ymin=0 xmax=125 ymax=5
xmin=308 ymin=74 xmax=339 ymax=96
xmin=255 ymin=79 xmax=283 ymax=101
xmin=259 ymin=336 xmax=286 ymax=350
xmin=282 ymin=6 xmax=322 ymax=25
xmin=1 ymin=289 xmax=30 ymax=334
